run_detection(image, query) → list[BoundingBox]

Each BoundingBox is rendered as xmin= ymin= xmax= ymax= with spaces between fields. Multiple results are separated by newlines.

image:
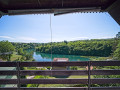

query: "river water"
xmin=33 ymin=52 xmax=90 ymax=62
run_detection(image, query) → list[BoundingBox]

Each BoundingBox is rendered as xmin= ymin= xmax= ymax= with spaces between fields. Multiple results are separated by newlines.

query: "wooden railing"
xmin=0 ymin=61 xmax=120 ymax=90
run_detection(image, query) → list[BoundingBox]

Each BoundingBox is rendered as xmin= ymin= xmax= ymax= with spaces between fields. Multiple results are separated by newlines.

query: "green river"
xmin=33 ymin=52 xmax=90 ymax=61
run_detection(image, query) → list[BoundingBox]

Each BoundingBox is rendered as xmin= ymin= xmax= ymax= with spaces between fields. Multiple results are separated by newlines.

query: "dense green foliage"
xmin=17 ymin=48 xmax=34 ymax=61
xmin=36 ymin=39 xmax=115 ymax=57
xmin=0 ymin=41 xmax=15 ymax=61
xmin=27 ymin=75 xmax=49 ymax=87
xmin=11 ymin=43 xmax=36 ymax=61
xmin=12 ymin=42 xmax=41 ymax=50
xmin=18 ymin=48 xmax=24 ymax=55
xmin=1 ymin=39 xmax=120 ymax=61
xmin=113 ymin=41 xmax=120 ymax=60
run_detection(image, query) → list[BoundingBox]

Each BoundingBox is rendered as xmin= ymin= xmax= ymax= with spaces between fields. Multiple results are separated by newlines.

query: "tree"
xmin=116 ymin=32 xmax=120 ymax=38
xmin=17 ymin=48 xmax=24 ymax=55
xmin=64 ymin=40 xmax=68 ymax=44
xmin=24 ymin=51 xmax=33 ymax=60
xmin=36 ymin=39 xmax=114 ymax=57
xmin=113 ymin=42 xmax=120 ymax=60
xmin=0 ymin=41 xmax=15 ymax=61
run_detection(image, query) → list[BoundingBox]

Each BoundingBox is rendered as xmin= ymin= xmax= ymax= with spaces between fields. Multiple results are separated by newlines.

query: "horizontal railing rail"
xmin=1 ymin=69 xmax=120 ymax=76
xmin=1 ymin=78 xmax=120 ymax=84
xmin=0 ymin=61 xmax=120 ymax=90
xmin=1 ymin=61 xmax=120 ymax=67
xmin=0 ymin=61 xmax=88 ymax=67
xmin=1 ymin=87 xmax=120 ymax=90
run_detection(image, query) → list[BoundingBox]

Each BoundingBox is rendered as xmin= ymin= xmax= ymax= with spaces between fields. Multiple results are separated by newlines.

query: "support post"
xmin=107 ymin=0 xmax=120 ymax=25
xmin=0 ymin=15 xmax=2 ymax=18
xmin=17 ymin=62 xmax=20 ymax=90
xmin=88 ymin=61 xmax=91 ymax=90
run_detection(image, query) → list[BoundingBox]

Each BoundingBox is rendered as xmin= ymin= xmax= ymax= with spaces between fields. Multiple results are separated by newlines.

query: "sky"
xmin=0 ymin=12 xmax=120 ymax=43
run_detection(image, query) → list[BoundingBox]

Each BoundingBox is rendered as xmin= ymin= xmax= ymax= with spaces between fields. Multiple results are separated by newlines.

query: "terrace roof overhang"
xmin=0 ymin=0 xmax=120 ymax=25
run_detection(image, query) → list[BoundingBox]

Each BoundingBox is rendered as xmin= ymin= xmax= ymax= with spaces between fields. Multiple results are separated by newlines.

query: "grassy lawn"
xmin=38 ymin=75 xmax=88 ymax=87
xmin=68 ymin=75 xmax=88 ymax=79
xmin=90 ymin=56 xmax=112 ymax=61
xmin=38 ymin=84 xmax=72 ymax=87
xmin=10 ymin=52 xmax=22 ymax=61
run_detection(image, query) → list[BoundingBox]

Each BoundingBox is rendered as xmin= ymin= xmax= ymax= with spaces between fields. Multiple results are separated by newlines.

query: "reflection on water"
xmin=33 ymin=52 xmax=90 ymax=62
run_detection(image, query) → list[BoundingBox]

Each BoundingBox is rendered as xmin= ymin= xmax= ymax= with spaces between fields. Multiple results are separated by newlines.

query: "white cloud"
xmin=18 ymin=37 xmax=37 ymax=41
xmin=0 ymin=36 xmax=14 ymax=40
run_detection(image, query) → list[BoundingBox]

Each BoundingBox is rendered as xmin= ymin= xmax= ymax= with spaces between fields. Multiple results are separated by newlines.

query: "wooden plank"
xmin=0 ymin=79 xmax=17 ymax=84
xmin=0 ymin=0 xmax=116 ymax=10
xmin=1 ymin=69 xmax=120 ymax=76
xmin=0 ymin=88 xmax=17 ymax=90
xmin=91 ymin=78 xmax=120 ymax=84
xmin=0 ymin=61 xmax=120 ymax=67
xmin=17 ymin=61 xmax=20 ymax=89
xmin=88 ymin=61 xmax=91 ymax=90
xmin=20 ymin=87 xmax=120 ymax=90
xmin=1 ymin=78 xmax=120 ymax=85
xmin=91 ymin=87 xmax=120 ymax=90
xmin=0 ymin=70 xmax=17 ymax=75
xmin=0 ymin=62 xmax=17 ymax=67
xmin=108 ymin=0 xmax=120 ymax=25
xmin=20 ymin=87 xmax=88 ymax=90
xmin=91 ymin=61 xmax=120 ymax=66
xmin=0 ymin=87 xmax=88 ymax=90
xmin=0 ymin=87 xmax=120 ymax=90
xmin=20 ymin=79 xmax=88 ymax=84
xmin=20 ymin=61 xmax=88 ymax=67
xmin=20 ymin=70 xmax=88 ymax=76
xmin=91 ymin=70 xmax=120 ymax=75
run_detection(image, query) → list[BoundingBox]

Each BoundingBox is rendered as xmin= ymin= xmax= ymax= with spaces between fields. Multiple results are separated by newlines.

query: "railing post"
xmin=88 ymin=61 xmax=91 ymax=90
xmin=17 ymin=61 xmax=20 ymax=90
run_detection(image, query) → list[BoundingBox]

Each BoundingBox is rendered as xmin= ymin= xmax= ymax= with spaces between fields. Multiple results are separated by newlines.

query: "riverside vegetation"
xmin=36 ymin=38 xmax=120 ymax=59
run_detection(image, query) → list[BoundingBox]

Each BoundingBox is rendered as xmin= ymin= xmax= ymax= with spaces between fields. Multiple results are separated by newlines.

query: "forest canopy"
xmin=0 ymin=38 xmax=120 ymax=61
xmin=36 ymin=39 xmax=116 ymax=57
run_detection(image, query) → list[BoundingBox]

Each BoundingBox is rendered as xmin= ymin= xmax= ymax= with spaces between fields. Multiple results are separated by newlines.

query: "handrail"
xmin=0 ymin=61 xmax=120 ymax=90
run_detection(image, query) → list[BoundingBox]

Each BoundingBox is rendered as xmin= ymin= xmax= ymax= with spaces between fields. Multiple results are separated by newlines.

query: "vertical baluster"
xmin=17 ymin=62 xmax=20 ymax=90
xmin=88 ymin=61 xmax=91 ymax=90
